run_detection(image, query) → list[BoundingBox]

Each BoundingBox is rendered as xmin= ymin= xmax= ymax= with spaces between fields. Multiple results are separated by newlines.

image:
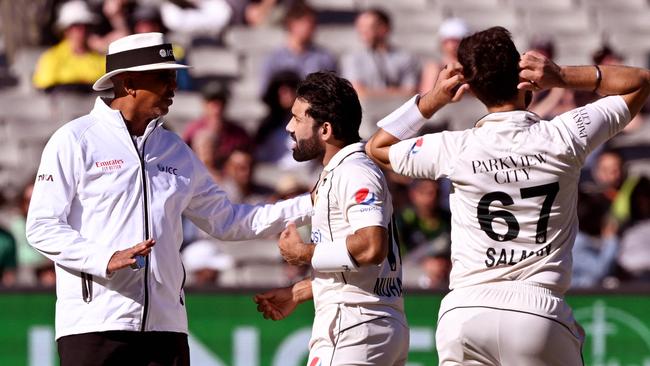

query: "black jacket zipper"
xmin=130 ymin=127 xmax=156 ymax=332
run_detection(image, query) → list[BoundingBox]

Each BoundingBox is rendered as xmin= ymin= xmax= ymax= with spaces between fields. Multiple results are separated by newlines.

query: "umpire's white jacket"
xmin=27 ymin=97 xmax=313 ymax=340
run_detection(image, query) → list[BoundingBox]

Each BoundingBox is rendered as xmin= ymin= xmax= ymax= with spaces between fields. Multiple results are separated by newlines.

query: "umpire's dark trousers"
xmin=57 ymin=330 xmax=190 ymax=366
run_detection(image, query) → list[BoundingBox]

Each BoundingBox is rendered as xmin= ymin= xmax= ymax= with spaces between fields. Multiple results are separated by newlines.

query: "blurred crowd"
xmin=0 ymin=0 xmax=649 ymax=290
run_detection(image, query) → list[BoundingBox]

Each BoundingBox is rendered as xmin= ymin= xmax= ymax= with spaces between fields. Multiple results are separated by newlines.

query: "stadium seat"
xmin=187 ymin=46 xmax=241 ymax=79
xmin=506 ymin=0 xmax=575 ymax=11
xmin=451 ymin=9 xmax=521 ymax=34
xmin=315 ymin=25 xmax=361 ymax=56
xmin=523 ymin=9 xmax=592 ymax=36
xmin=223 ymin=26 xmax=285 ymax=54
xmin=596 ymin=9 xmax=650 ymax=33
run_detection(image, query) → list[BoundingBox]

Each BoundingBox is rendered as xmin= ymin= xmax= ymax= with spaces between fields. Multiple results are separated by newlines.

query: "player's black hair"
xmin=457 ymin=26 xmax=520 ymax=107
xmin=296 ymin=71 xmax=362 ymax=145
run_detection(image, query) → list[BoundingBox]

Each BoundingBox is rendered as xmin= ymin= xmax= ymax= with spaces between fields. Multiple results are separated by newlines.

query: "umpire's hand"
xmin=106 ymin=239 xmax=156 ymax=275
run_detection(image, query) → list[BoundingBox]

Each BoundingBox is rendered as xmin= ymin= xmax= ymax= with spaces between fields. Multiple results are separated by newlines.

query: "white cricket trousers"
xmin=435 ymin=282 xmax=584 ymax=366
xmin=308 ymin=304 xmax=409 ymax=366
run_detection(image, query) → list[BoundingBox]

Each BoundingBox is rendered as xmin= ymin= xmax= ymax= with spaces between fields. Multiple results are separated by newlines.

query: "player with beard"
xmin=365 ymin=26 xmax=650 ymax=365
xmin=254 ymin=71 xmax=409 ymax=365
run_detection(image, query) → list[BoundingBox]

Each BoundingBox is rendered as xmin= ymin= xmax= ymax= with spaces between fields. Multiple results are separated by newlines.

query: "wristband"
xmin=311 ymin=239 xmax=358 ymax=273
xmin=593 ymin=65 xmax=602 ymax=93
xmin=377 ymin=95 xmax=427 ymax=140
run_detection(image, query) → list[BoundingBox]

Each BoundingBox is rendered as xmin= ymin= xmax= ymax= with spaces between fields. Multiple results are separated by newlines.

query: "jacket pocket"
xmin=81 ymin=272 xmax=93 ymax=303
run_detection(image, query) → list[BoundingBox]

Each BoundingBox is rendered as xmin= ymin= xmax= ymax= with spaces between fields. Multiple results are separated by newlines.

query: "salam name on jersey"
xmin=354 ymin=188 xmax=376 ymax=205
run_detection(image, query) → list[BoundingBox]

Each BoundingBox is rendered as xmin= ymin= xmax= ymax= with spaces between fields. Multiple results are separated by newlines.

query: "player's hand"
xmin=419 ymin=62 xmax=469 ymax=118
xmin=278 ymin=223 xmax=313 ymax=265
xmin=518 ymin=50 xmax=563 ymax=91
xmin=254 ymin=287 xmax=297 ymax=320
xmin=106 ymin=239 xmax=155 ymax=275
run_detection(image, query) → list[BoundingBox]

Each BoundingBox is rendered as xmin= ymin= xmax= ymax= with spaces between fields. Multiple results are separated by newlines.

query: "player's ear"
xmin=320 ymin=122 xmax=333 ymax=140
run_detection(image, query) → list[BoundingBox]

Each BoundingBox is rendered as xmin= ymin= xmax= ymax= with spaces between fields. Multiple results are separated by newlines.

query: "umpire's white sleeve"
xmin=26 ymin=128 xmax=115 ymax=279
xmin=183 ymin=152 xmax=313 ymax=241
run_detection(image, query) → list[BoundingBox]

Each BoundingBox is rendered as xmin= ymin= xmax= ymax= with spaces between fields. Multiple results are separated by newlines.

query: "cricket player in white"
xmin=366 ymin=27 xmax=650 ymax=365
xmin=255 ymin=72 xmax=409 ymax=366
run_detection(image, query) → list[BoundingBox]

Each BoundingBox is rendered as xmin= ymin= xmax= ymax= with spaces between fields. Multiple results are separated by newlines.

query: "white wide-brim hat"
xmin=93 ymin=32 xmax=190 ymax=91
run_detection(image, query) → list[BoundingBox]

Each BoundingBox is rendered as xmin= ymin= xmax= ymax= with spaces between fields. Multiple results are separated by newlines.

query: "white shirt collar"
xmin=91 ymin=97 xmax=163 ymax=133
xmin=475 ymin=110 xmax=540 ymax=128
xmin=323 ymin=142 xmax=365 ymax=172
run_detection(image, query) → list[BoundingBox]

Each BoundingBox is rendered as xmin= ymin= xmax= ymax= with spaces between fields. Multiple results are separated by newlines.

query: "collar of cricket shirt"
xmin=475 ymin=110 xmax=540 ymax=128
xmin=323 ymin=141 xmax=366 ymax=173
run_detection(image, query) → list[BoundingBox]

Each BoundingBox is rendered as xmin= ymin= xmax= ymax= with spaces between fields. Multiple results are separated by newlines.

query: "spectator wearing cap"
xmin=181 ymin=239 xmax=234 ymax=286
xmin=182 ymin=81 xmax=252 ymax=165
xmin=160 ymin=0 xmax=234 ymax=45
xmin=259 ymin=1 xmax=337 ymax=93
xmin=131 ymin=4 xmax=192 ymax=90
xmin=342 ymin=8 xmax=420 ymax=97
xmin=32 ymin=0 xmax=105 ymax=93
xmin=419 ymin=18 xmax=470 ymax=94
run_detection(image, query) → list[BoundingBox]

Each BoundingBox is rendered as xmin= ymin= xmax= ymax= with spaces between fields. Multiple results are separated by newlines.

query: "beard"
xmin=292 ymin=133 xmax=323 ymax=162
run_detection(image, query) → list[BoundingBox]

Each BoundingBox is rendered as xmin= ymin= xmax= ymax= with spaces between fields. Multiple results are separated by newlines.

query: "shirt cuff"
xmin=377 ymin=95 xmax=428 ymax=140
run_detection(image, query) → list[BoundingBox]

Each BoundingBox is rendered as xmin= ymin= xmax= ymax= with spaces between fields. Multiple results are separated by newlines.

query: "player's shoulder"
xmin=336 ymin=153 xmax=385 ymax=183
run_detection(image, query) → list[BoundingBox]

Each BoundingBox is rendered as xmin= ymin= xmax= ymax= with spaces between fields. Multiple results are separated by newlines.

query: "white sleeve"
xmin=336 ymin=162 xmax=389 ymax=233
xmin=388 ymin=131 xmax=459 ymax=180
xmin=552 ymin=95 xmax=631 ymax=162
xmin=26 ymin=129 xmax=115 ymax=279
xmin=184 ymin=152 xmax=313 ymax=240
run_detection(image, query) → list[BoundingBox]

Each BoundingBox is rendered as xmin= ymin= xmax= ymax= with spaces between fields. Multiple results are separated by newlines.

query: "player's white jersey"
xmin=388 ymin=96 xmax=631 ymax=294
xmin=311 ymin=142 xmax=405 ymax=320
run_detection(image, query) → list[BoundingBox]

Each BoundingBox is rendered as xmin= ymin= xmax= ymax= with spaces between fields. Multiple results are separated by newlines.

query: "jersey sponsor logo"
xmin=309 ymin=357 xmax=321 ymax=366
xmin=354 ymin=188 xmax=376 ymax=205
xmin=571 ymin=107 xmax=591 ymax=139
xmin=37 ymin=173 xmax=54 ymax=182
xmin=409 ymin=137 xmax=424 ymax=154
xmin=373 ymin=277 xmax=403 ymax=297
xmin=157 ymin=164 xmax=178 ymax=176
xmin=471 ymin=153 xmax=547 ymax=184
xmin=95 ymin=159 xmax=124 ymax=172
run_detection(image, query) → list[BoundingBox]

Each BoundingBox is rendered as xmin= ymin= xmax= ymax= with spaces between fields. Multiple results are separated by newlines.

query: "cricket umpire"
xmin=26 ymin=32 xmax=313 ymax=365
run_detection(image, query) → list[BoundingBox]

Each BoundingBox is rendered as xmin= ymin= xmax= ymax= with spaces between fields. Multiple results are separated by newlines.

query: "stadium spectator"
xmin=219 ymin=148 xmax=274 ymax=204
xmin=571 ymin=191 xmax=619 ymax=288
xmin=8 ymin=180 xmax=55 ymax=286
xmin=259 ymin=1 xmax=337 ymax=93
xmin=181 ymin=239 xmax=235 ymax=286
xmin=419 ymin=18 xmax=470 ymax=94
xmin=366 ymin=26 xmax=650 ymax=365
xmin=86 ymin=0 xmax=133 ymax=54
xmin=183 ymin=80 xmax=252 ymax=157
xmin=397 ymin=179 xmax=451 ymax=256
xmin=418 ymin=235 xmax=452 ymax=290
xmin=588 ymin=149 xmax=626 ymax=201
xmin=255 ymin=70 xmax=314 ymax=171
xmin=342 ymin=8 xmax=420 ymax=97
xmin=26 ymin=32 xmax=313 ymax=365
xmin=32 ymin=0 xmax=104 ymax=93
xmin=0 ymin=223 xmax=16 ymax=287
xmin=160 ymin=0 xmax=234 ymax=45
xmin=131 ymin=4 xmax=192 ymax=90
xmin=617 ymin=177 xmax=650 ymax=283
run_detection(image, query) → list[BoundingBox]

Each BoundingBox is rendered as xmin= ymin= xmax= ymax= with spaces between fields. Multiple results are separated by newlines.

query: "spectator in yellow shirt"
xmin=33 ymin=1 xmax=105 ymax=93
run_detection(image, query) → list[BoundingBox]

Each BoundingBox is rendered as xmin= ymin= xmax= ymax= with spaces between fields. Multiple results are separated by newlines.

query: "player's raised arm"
xmin=365 ymin=62 xmax=468 ymax=170
xmin=518 ymin=50 xmax=650 ymax=117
